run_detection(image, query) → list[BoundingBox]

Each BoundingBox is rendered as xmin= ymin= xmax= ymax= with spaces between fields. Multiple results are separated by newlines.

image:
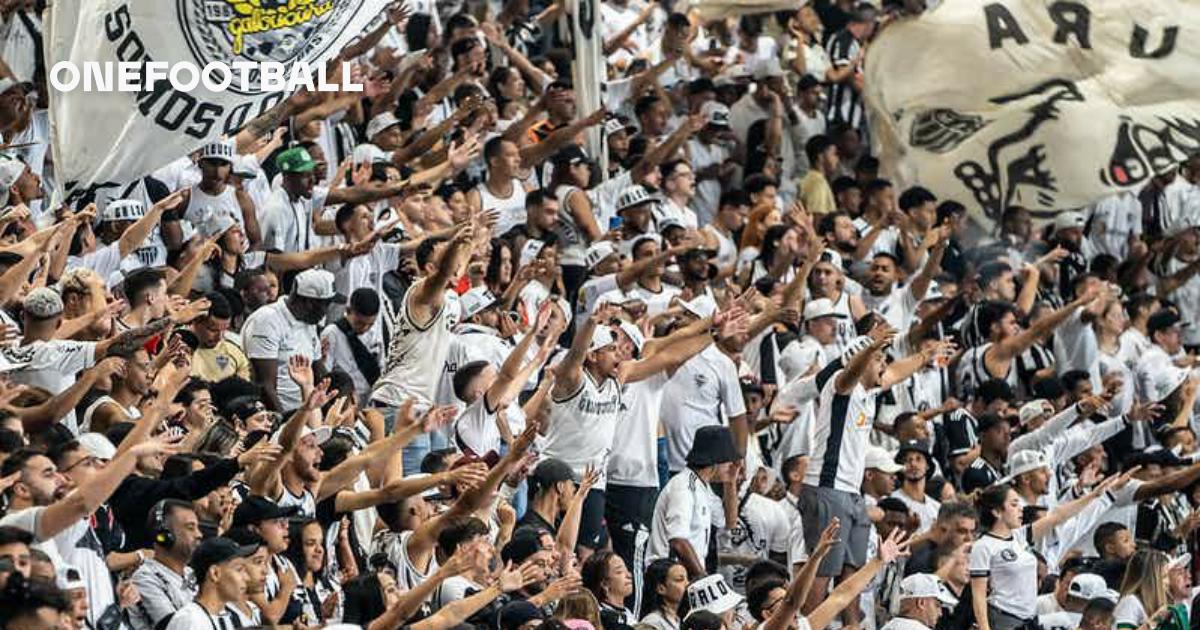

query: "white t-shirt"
xmin=608 ymin=373 xmax=669 ymax=488
xmin=805 ymin=369 xmax=878 ymax=493
xmin=628 ymin=282 xmax=682 ymax=318
xmin=687 ymin=138 xmax=731 ymax=226
xmin=262 ymin=185 xmax=329 ymax=252
xmin=720 ymin=493 xmax=790 ymax=590
xmin=648 ymin=468 xmax=724 ymax=565
xmin=241 ymin=298 xmax=322 ymax=411
xmin=890 ymin=488 xmax=941 ymax=534
xmin=321 ymin=320 xmax=385 ymax=405
xmin=661 ymin=345 xmax=747 ymax=472
xmin=1114 ymin=594 xmax=1148 ymax=629
xmin=454 ymin=396 xmax=525 ymax=457
xmin=4 ymin=339 xmax=97 ymax=434
xmin=969 ymin=526 xmax=1040 ymax=619
xmin=166 ymin=602 xmax=237 ymax=630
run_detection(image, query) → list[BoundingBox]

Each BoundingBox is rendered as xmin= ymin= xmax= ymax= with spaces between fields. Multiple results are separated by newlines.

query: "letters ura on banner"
xmin=863 ymin=1 xmax=1200 ymax=227
xmin=45 ymin=0 xmax=391 ymax=199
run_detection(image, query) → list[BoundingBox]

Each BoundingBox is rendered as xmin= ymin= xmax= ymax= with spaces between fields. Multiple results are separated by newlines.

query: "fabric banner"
xmin=863 ymin=0 xmax=1200 ymax=226
xmin=570 ymin=0 xmax=606 ymax=176
xmin=690 ymin=0 xmax=802 ymax=21
xmin=45 ymin=0 xmax=391 ymax=199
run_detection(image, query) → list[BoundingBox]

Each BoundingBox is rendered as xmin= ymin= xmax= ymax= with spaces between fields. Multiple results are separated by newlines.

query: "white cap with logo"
xmin=459 ymin=287 xmax=497 ymax=320
xmin=293 ymin=269 xmax=346 ymax=303
xmin=367 ymin=112 xmax=402 ymax=139
xmin=686 ymin=574 xmax=744 ymax=615
xmin=804 ymin=298 xmax=847 ymax=322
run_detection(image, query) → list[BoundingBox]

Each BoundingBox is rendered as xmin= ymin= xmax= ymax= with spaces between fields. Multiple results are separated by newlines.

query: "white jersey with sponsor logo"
xmin=804 ymin=367 xmax=878 ymax=493
xmin=541 ymin=371 xmax=624 ymax=490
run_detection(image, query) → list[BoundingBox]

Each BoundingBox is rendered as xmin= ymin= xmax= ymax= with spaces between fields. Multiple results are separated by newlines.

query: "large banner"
xmin=863 ymin=1 xmax=1200 ymax=225
xmin=690 ymin=0 xmax=801 ymax=21
xmin=45 ymin=0 xmax=391 ymax=198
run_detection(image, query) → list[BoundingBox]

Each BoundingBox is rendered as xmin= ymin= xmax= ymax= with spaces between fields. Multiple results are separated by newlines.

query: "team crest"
xmin=178 ymin=0 xmax=366 ymax=94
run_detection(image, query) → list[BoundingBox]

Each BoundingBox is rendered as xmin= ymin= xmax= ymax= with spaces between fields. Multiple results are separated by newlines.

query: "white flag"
xmin=569 ymin=0 xmax=605 ymax=173
xmin=863 ymin=0 xmax=1200 ymax=226
xmin=45 ymin=0 xmax=391 ymax=198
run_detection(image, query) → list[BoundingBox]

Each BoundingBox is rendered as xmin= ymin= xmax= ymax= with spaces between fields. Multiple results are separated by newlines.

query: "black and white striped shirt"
xmin=825 ymin=29 xmax=864 ymax=129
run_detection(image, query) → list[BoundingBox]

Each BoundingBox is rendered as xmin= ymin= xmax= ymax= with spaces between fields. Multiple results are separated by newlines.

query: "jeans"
xmin=378 ymin=404 xmax=449 ymax=476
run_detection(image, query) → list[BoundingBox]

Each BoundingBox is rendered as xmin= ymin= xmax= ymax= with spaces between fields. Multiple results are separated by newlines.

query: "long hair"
xmin=343 ymin=572 xmax=387 ymax=625
xmin=284 ymin=518 xmax=324 ymax=581
xmin=739 ymin=205 xmax=778 ymax=251
xmin=581 ymin=550 xmax=619 ymax=606
xmin=640 ymin=558 xmax=684 ymax=621
xmin=1119 ymin=549 xmax=1170 ymax=615
xmin=976 ymin=483 xmax=1013 ymax=531
xmin=555 ymin=589 xmax=603 ymax=630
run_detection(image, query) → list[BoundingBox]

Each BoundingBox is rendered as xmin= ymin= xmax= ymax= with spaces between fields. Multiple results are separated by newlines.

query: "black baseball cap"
xmin=552 ymin=145 xmax=588 ymax=168
xmin=797 ymin=75 xmax=821 ymax=92
xmin=1148 ymin=309 xmax=1184 ymax=337
xmin=501 ymin=526 xmax=549 ymax=564
xmin=232 ymin=495 xmax=300 ymax=528
xmin=190 ymin=536 xmax=259 ymax=583
xmin=501 ymin=600 xmax=547 ymax=630
xmin=529 ymin=458 xmax=576 ymax=494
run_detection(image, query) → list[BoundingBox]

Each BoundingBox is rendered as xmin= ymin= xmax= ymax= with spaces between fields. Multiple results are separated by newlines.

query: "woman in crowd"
xmin=640 ymin=558 xmax=687 ymax=630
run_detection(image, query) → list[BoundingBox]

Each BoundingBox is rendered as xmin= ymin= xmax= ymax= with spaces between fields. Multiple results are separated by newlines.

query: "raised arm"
xmin=409 ymin=222 xmax=476 ymax=320
xmin=118 ymin=192 xmax=179 ymax=258
xmin=807 ymin=529 xmax=909 ymax=630
xmin=39 ymin=433 xmax=178 ymax=540
xmin=552 ymin=313 xmax=598 ymax=399
xmin=762 ymin=520 xmax=839 ymax=630
xmin=993 ymin=291 xmax=1092 ymax=362
xmin=835 ymin=331 xmax=890 ymax=394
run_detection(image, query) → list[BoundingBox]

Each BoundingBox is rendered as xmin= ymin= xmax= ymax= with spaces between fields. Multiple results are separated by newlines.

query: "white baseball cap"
xmin=1054 ymin=210 xmax=1086 ymax=233
xmin=865 ymin=446 xmax=903 ymax=474
xmin=616 ymin=320 xmax=645 ymax=353
xmin=589 ymin=325 xmax=619 ymax=352
xmin=686 ymin=574 xmax=743 ymax=615
xmin=818 ymin=249 xmax=845 ymax=271
xmin=293 ymin=269 xmax=345 ymax=303
xmin=680 ymin=294 xmax=717 ymax=319
xmin=193 ymin=207 xmax=238 ymax=238
xmin=804 ymin=298 xmax=847 ymax=322
xmin=1018 ymin=399 xmax=1052 ymax=425
xmin=198 ymin=139 xmax=235 ymax=163
xmin=100 ymin=199 xmax=146 ymax=224
xmin=77 ymin=433 xmax=117 ymax=461
xmin=1067 ymin=573 xmax=1119 ymax=603
xmin=899 ymin=574 xmax=958 ymax=604
xmin=752 ymin=57 xmax=784 ymax=80
xmin=367 ymin=112 xmax=402 ymax=139
xmin=459 ymin=286 xmax=497 ymax=320
xmin=585 ymin=241 xmax=618 ymax=270
xmin=616 ymin=185 xmax=655 ymax=213
xmin=352 ymin=143 xmax=391 ymax=166
xmin=700 ymin=101 xmax=732 ymax=128
xmin=1006 ymin=449 xmax=1050 ymax=478
xmin=1168 ymin=553 xmax=1192 ymax=571
xmin=298 ymin=424 xmax=332 ymax=445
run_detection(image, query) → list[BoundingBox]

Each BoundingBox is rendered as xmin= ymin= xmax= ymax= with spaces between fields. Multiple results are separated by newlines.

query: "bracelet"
xmin=135 ymin=550 xmax=146 ymax=564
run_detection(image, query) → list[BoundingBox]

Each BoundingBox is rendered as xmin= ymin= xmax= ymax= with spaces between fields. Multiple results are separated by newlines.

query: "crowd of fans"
xmin=0 ymin=0 xmax=1196 ymax=629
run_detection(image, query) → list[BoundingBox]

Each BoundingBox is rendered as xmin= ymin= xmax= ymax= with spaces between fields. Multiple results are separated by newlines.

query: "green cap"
xmin=275 ymin=147 xmax=317 ymax=173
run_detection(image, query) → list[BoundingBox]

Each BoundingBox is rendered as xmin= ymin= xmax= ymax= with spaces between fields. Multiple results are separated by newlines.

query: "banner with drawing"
xmin=863 ymin=0 xmax=1200 ymax=226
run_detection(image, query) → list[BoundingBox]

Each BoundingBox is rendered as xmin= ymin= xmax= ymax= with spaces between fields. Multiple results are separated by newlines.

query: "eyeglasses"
xmin=60 ymin=455 xmax=99 ymax=473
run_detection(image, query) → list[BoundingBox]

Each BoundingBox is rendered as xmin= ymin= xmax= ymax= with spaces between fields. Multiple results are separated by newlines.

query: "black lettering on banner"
xmin=135 ymin=79 xmax=171 ymax=115
xmin=115 ymin=33 xmax=145 ymax=62
xmin=1048 ymin=1 xmax=1091 ymax=49
xmin=1130 ymin=24 xmax=1179 ymax=59
xmin=104 ymin=4 xmax=131 ymax=41
xmin=983 ymin=3 xmax=1029 ymax=49
xmin=188 ymin=103 xmax=221 ymax=139
xmin=154 ymin=91 xmax=196 ymax=132
xmin=223 ymin=101 xmax=253 ymax=136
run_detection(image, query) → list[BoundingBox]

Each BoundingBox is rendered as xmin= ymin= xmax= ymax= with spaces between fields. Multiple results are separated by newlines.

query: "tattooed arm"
xmin=94 ymin=317 xmax=173 ymax=360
